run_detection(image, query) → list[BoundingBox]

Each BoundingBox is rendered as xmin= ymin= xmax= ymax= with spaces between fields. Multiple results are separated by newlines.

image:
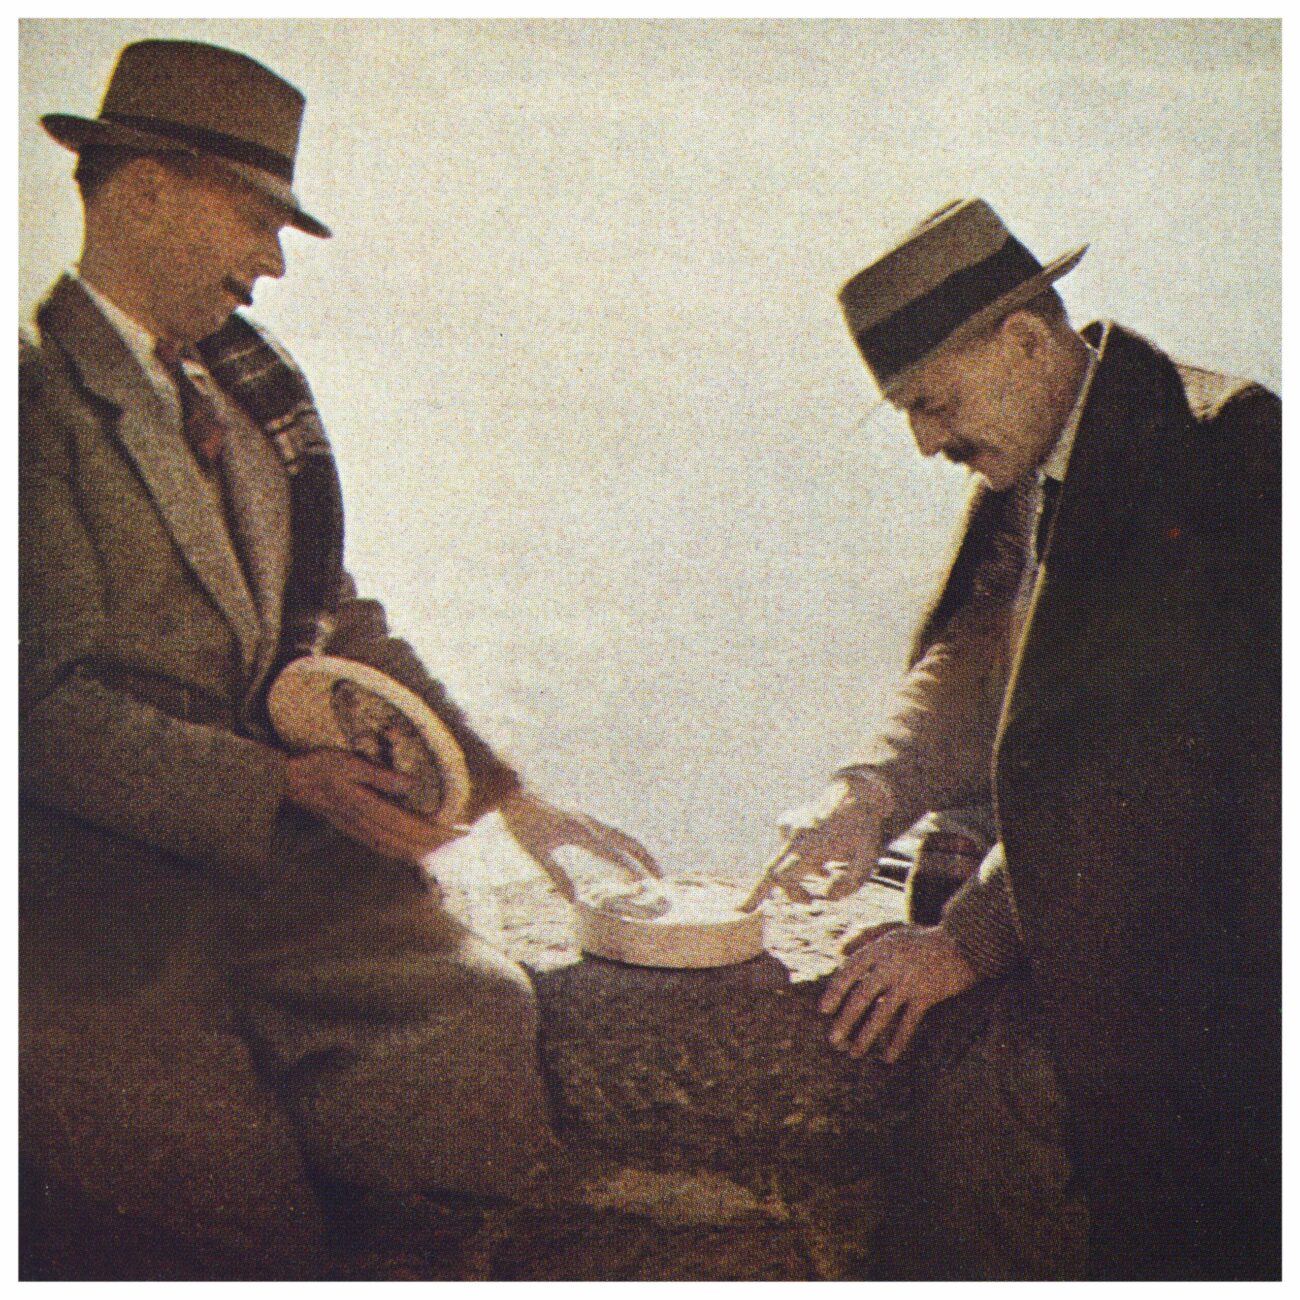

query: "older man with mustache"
xmin=769 ymin=200 xmax=1279 ymax=1280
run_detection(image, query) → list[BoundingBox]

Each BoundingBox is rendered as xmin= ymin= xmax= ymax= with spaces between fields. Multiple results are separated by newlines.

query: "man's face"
xmin=890 ymin=319 xmax=1062 ymax=492
xmin=143 ymin=159 xmax=289 ymax=344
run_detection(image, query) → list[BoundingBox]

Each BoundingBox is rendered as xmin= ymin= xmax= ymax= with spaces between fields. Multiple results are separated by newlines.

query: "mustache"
xmin=222 ymin=276 xmax=254 ymax=307
xmin=941 ymin=442 xmax=980 ymax=467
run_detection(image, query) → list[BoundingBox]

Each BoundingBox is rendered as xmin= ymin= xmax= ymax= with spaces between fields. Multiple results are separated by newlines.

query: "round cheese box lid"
xmin=267 ymin=654 xmax=472 ymax=827
xmin=574 ymin=875 xmax=765 ymax=968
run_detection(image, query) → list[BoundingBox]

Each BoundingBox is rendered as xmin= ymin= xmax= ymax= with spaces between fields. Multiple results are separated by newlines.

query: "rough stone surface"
xmin=428 ymin=980 xmax=1003 ymax=1282
xmin=38 ymin=842 xmax=1034 ymax=1281
xmin=484 ymin=1212 xmax=822 ymax=1282
xmin=533 ymin=954 xmax=895 ymax=1181
xmin=392 ymin=864 xmax=923 ymax=1279
xmin=380 ymin=863 xmax=1024 ymax=1281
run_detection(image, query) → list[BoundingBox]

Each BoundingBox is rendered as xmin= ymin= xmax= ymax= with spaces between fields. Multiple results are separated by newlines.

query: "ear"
xmin=1000 ymin=308 xmax=1051 ymax=362
xmin=114 ymin=156 xmax=172 ymax=222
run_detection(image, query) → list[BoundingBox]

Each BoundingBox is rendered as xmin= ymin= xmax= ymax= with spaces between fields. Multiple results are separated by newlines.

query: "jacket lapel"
xmin=999 ymin=321 xmax=1188 ymax=748
xmin=219 ymin=399 xmax=290 ymax=695
xmin=38 ymin=276 xmax=263 ymax=673
xmin=1035 ymin=322 xmax=1177 ymax=578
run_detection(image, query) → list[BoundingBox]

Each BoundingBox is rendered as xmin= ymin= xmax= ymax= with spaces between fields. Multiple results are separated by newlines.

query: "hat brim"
xmin=879 ymin=244 xmax=1088 ymax=400
xmin=41 ymin=112 xmax=331 ymax=239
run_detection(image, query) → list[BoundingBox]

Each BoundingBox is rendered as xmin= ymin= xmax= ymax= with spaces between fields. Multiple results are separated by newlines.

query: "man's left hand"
xmin=819 ymin=923 xmax=980 ymax=1064
xmin=500 ymin=791 xmax=662 ymax=901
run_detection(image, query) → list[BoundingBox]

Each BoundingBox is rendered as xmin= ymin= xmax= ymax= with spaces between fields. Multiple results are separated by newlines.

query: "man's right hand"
xmin=769 ymin=773 xmax=896 ymax=903
xmin=284 ymin=749 xmax=466 ymax=864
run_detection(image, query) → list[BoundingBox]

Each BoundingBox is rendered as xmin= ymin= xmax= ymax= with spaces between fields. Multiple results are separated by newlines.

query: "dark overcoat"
xmin=920 ymin=322 xmax=1280 ymax=1277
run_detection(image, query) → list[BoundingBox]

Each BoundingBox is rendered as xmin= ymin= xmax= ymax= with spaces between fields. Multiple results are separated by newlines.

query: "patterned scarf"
xmin=908 ymin=476 xmax=1037 ymax=668
xmin=196 ymin=313 xmax=344 ymax=668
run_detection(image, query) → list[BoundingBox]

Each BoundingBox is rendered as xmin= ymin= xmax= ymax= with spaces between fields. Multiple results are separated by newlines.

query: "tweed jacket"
xmin=19 ymin=276 xmax=520 ymax=978
xmin=845 ymin=321 xmax=1280 ymax=1146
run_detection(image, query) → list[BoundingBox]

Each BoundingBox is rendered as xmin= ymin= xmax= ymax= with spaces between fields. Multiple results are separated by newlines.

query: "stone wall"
xmin=410 ymin=868 xmax=1004 ymax=1281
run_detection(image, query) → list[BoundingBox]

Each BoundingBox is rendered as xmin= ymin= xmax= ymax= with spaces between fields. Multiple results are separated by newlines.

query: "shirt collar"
xmin=72 ymin=269 xmax=180 ymax=405
xmin=1039 ymin=341 xmax=1100 ymax=484
xmin=73 ymin=270 xmax=157 ymax=363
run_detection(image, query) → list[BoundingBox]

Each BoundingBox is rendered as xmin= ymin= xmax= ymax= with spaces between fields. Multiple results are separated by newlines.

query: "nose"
xmin=255 ymin=230 xmax=286 ymax=282
xmin=908 ymin=413 xmax=947 ymax=459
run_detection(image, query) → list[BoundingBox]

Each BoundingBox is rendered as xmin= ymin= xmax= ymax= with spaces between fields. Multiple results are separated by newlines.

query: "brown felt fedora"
xmin=42 ymin=39 xmax=330 ymax=239
xmin=839 ymin=199 xmax=1085 ymax=397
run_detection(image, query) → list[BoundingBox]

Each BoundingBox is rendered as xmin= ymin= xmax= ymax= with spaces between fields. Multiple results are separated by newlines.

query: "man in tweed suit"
xmin=770 ymin=201 xmax=1279 ymax=1279
xmin=20 ymin=40 xmax=658 ymax=1279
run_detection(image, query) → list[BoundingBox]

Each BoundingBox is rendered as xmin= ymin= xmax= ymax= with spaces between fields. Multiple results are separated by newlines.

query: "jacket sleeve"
xmin=834 ymin=478 xmax=1032 ymax=844
xmin=836 ymin=594 xmax=1017 ymax=843
xmin=321 ymin=574 xmax=523 ymax=820
xmin=19 ymin=338 xmax=290 ymax=892
xmin=938 ymin=842 xmax=1024 ymax=977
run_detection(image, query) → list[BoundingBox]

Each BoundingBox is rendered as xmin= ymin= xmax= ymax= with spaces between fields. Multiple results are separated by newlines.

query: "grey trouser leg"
xmin=234 ymin=826 xmax=556 ymax=1201
xmin=20 ymin=970 xmax=330 ymax=1279
xmin=276 ymin=930 xmax=552 ymax=1199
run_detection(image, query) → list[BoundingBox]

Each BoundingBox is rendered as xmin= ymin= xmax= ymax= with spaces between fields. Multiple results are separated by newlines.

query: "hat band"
xmin=854 ymin=235 xmax=1043 ymax=385
xmin=100 ymin=111 xmax=294 ymax=182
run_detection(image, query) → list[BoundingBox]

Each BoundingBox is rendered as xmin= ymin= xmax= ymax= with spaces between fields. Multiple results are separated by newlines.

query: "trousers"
xmin=20 ymin=811 xmax=553 ymax=1279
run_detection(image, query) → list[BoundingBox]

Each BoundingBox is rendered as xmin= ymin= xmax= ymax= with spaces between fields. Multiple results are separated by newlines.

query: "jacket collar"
xmin=1039 ymin=320 xmax=1188 ymax=574
xmin=995 ymin=321 xmax=1191 ymax=775
xmin=37 ymin=274 xmax=264 ymax=672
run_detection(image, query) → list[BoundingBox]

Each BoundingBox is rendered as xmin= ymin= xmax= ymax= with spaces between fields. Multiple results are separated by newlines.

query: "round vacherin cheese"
xmin=575 ymin=875 xmax=765 ymax=968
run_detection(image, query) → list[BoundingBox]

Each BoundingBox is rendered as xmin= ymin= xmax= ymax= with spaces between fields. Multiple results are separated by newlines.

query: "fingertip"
xmin=831 ymin=873 xmax=868 ymax=901
xmin=886 ymin=1028 xmax=912 ymax=1064
xmin=853 ymin=1020 xmax=884 ymax=1059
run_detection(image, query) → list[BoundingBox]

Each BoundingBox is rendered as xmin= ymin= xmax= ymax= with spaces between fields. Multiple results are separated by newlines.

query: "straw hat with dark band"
xmin=41 ymin=39 xmax=330 ymax=239
xmin=839 ymin=199 xmax=1085 ymax=397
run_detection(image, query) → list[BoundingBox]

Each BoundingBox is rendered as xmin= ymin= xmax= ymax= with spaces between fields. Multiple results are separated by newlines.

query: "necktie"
xmin=1034 ymin=476 xmax=1062 ymax=564
xmin=155 ymin=340 xmax=227 ymax=467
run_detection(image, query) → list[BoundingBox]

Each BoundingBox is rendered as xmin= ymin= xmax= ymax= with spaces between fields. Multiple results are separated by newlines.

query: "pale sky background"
xmin=17 ymin=18 xmax=1281 ymax=886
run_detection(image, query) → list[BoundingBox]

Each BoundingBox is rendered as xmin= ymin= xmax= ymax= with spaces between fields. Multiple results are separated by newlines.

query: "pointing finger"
xmin=740 ymin=846 xmax=801 ymax=911
xmin=607 ymin=829 xmax=664 ymax=878
xmin=596 ymin=843 xmax=656 ymax=882
xmin=532 ymin=849 xmax=577 ymax=902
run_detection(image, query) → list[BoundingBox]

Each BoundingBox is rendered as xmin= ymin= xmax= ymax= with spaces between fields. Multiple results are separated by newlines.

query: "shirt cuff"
xmin=832 ymin=762 xmax=921 ymax=844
